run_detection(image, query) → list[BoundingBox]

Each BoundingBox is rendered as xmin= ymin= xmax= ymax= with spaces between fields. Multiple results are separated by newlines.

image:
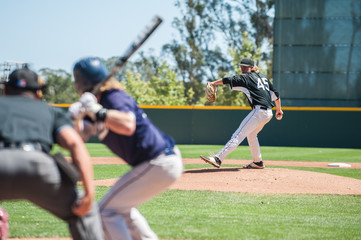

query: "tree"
xmin=123 ymin=62 xmax=188 ymax=105
xmin=213 ymin=31 xmax=262 ymax=106
xmin=163 ymin=0 xmax=210 ymax=105
xmin=163 ymin=0 xmax=275 ymax=106
xmin=101 ymin=0 xmax=275 ymax=106
xmin=132 ymin=51 xmax=162 ymax=83
xmin=149 ymin=62 xmax=189 ymax=105
xmin=123 ymin=71 xmax=154 ymax=104
xmin=103 ymin=50 xmax=162 ymax=83
xmin=243 ymin=0 xmax=275 ymax=80
xmin=246 ymin=0 xmax=274 ymax=50
xmin=39 ymin=68 xmax=78 ymax=104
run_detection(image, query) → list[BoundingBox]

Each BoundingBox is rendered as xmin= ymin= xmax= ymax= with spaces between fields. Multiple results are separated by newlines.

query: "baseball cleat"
xmin=242 ymin=161 xmax=265 ymax=169
xmin=200 ymin=155 xmax=222 ymax=168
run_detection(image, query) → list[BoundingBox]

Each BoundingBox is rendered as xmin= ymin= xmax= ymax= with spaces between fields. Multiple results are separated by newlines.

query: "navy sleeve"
xmin=100 ymin=89 xmax=135 ymax=113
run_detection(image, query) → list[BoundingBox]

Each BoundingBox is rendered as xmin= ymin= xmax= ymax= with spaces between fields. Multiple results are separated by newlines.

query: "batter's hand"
xmin=79 ymin=92 xmax=103 ymax=120
xmin=69 ymin=102 xmax=86 ymax=120
xmin=72 ymin=194 xmax=92 ymax=217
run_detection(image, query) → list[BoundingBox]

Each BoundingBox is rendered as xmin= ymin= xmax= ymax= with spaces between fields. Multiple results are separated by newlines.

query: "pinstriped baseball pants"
xmin=216 ymin=108 xmax=273 ymax=162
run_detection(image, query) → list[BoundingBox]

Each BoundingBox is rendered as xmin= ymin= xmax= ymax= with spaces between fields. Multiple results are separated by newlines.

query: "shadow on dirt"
xmin=185 ymin=167 xmax=242 ymax=173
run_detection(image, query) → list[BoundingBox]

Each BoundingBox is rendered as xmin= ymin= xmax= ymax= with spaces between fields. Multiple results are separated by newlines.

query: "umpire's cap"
xmin=239 ymin=58 xmax=254 ymax=67
xmin=6 ymin=67 xmax=44 ymax=90
xmin=73 ymin=57 xmax=109 ymax=94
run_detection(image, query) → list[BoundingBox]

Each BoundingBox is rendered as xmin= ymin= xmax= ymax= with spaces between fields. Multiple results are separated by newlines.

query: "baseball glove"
xmin=0 ymin=207 xmax=9 ymax=240
xmin=205 ymin=82 xmax=216 ymax=103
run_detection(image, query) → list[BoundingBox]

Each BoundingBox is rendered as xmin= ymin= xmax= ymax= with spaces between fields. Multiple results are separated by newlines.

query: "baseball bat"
xmin=91 ymin=15 xmax=163 ymax=95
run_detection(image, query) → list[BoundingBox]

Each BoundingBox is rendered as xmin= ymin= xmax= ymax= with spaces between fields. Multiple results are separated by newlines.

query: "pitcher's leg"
xmin=216 ymin=110 xmax=259 ymax=160
xmin=247 ymin=132 xmax=262 ymax=162
xmin=216 ymin=130 xmax=246 ymax=160
xmin=243 ymin=110 xmax=273 ymax=169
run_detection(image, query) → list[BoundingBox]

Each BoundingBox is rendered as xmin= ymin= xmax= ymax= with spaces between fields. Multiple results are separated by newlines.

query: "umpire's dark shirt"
xmin=0 ymin=96 xmax=72 ymax=153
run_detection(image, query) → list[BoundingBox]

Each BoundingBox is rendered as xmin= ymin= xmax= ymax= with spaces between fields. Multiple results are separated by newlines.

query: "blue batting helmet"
xmin=73 ymin=57 xmax=109 ymax=94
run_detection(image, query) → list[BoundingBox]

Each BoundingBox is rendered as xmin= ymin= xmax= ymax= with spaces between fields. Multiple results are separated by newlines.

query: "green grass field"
xmin=2 ymin=144 xmax=361 ymax=239
xmin=52 ymin=143 xmax=361 ymax=162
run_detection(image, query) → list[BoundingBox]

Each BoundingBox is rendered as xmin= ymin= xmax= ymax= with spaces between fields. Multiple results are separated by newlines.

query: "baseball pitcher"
xmin=201 ymin=57 xmax=283 ymax=169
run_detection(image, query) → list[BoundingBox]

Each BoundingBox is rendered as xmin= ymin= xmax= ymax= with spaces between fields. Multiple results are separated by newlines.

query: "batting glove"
xmin=79 ymin=92 xmax=108 ymax=121
xmin=68 ymin=102 xmax=85 ymax=120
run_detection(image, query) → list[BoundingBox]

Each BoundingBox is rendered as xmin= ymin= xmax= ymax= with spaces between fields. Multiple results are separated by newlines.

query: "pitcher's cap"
xmin=239 ymin=58 xmax=254 ymax=67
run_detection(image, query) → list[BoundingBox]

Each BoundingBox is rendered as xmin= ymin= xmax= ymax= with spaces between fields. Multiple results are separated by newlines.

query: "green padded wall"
xmin=60 ymin=106 xmax=360 ymax=148
xmin=143 ymin=108 xmax=361 ymax=148
xmin=274 ymin=0 xmax=361 ymax=107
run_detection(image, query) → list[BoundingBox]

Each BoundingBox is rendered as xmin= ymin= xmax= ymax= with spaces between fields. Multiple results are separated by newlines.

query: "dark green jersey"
xmin=0 ymin=96 xmax=72 ymax=152
xmin=223 ymin=72 xmax=280 ymax=108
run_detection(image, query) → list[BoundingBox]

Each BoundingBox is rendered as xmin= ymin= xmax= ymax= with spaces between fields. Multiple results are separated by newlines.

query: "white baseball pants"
xmin=99 ymin=147 xmax=184 ymax=240
xmin=216 ymin=107 xmax=273 ymax=162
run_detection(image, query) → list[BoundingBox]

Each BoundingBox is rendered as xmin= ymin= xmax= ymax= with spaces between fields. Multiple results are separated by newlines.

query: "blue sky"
xmin=0 ymin=0 xmax=181 ymax=73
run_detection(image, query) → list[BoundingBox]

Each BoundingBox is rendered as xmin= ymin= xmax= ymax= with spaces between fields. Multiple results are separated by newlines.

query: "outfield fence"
xmin=54 ymin=105 xmax=361 ymax=149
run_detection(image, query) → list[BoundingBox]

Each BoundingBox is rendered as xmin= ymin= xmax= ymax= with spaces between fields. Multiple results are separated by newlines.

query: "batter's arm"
xmin=56 ymin=127 xmax=95 ymax=216
xmin=77 ymin=92 xmax=136 ymax=136
xmin=103 ymin=110 xmax=136 ymax=136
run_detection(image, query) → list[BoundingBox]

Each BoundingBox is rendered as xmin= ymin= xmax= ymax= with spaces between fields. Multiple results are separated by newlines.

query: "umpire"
xmin=0 ymin=67 xmax=103 ymax=239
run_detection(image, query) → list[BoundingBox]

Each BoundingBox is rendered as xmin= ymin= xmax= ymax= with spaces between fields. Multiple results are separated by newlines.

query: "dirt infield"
xmin=92 ymin=157 xmax=361 ymax=195
xmin=90 ymin=157 xmax=361 ymax=169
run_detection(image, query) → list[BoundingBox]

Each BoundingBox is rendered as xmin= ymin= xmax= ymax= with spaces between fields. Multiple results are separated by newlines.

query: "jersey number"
xmin=257 ymin=78 xmax=269 ymax=91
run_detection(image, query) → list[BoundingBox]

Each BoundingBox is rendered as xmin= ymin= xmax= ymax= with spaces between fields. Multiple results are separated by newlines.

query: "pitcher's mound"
xmin=94 ymin=167 xmax=361 ymax=195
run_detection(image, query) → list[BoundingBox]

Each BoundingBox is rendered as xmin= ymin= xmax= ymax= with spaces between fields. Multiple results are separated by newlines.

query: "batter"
xmin=69 ymin=57 xmax=184 ymax=240
xmin=201 ymin=58 xmax=283 ymax=169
